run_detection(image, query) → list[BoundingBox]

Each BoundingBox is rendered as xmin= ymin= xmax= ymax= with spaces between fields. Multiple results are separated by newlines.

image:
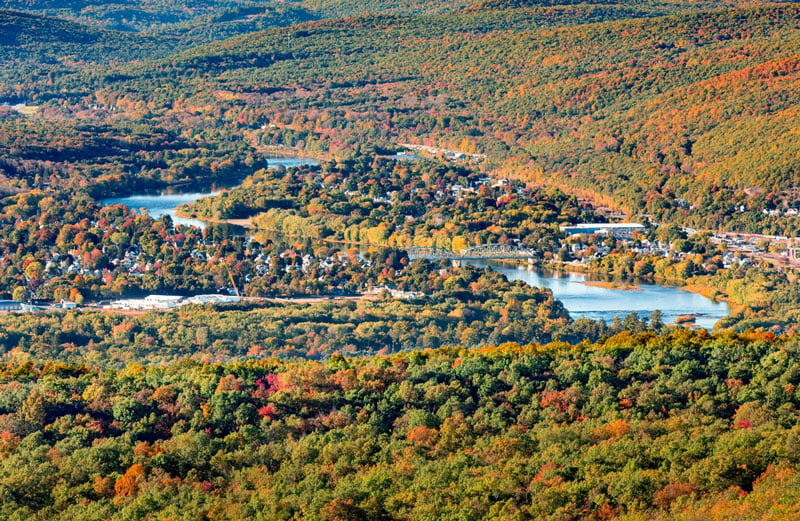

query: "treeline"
xmin=64 ymin=2 xmax=796 ymax=233
xmin=183 ymin=154 xmax=591 ymax=252
xmin=0 ymin=330 xmax=799 ymax=519
xmin=0 ymin=117 xmax=267 ymax=196
xmin=0 ymin=260 xmax=585 ymax=364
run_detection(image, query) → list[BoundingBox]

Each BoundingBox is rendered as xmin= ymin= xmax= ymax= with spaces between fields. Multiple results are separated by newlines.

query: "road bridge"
xmin=406 ymin=244 xmax=538 ymax=261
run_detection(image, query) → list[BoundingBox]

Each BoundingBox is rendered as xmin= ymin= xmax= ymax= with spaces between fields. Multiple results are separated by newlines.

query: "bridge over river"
xmin=406 ymin=244 xmax=538 ymax=261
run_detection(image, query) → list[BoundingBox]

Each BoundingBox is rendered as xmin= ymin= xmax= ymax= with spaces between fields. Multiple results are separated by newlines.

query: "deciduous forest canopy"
xmin=0 ymin=1 xmax=799 ymax=519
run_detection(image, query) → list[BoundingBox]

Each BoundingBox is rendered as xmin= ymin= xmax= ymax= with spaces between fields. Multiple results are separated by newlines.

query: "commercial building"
xmin=105 ymin=294 xmax=241 ymax=310
xmin=184 ymin=294 xmax=241 ymax=305
xmin=143 ymin=295 xmax=184 ymax=309
xmin=0 ymin=300 xmax=23 ymax=312
xmin=560 ymin=223 xmax=645 ymax=239
xmin=106 ymin=295 xmax=184 ymax=311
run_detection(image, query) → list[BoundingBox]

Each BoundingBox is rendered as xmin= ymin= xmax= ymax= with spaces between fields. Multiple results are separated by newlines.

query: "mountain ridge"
xmin=1 ymin=2 xmax=798 ymax=232
xmin=89 ymin=3 xmax=800 ymax=232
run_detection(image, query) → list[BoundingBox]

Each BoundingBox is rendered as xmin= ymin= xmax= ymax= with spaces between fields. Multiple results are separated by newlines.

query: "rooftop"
xmin=561 ymin=223 xmax=644 ymax=230
xmin=144 ymin=295 xmax=184 ymax=302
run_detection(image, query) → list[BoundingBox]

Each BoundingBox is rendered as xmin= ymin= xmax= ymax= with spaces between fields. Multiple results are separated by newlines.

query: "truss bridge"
xmin=406 ymin=244 xmax=538 ymax=261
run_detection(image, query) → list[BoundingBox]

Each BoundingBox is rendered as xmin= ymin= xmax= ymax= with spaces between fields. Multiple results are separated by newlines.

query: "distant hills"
xmin=0 ymin=0 xmax=262 ymax=32
xmin=0 ymin=1 xmax=317 ymax=43
xmin=78 ymin=2 xmax=797 ymax=232
xmin=0 ymin=2 xmax=798 ymax=232
xmin=1 ymin=0 xmax=790 ymax=41
xmin=0 ymin=0 xmax=471 ymax=38
xmin=0 ymin=10 xmax=173 ymax=61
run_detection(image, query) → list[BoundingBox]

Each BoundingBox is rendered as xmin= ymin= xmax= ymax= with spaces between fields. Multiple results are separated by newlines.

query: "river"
xmin=102 ymin=162 xmax=729 ymax=328
xmin=101 ymin=157 xmax=319 ymax=228
xmin=468 ymin=260 xmax=728 ymax=330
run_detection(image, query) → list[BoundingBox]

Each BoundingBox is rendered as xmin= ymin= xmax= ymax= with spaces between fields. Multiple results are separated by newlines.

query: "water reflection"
xmin=468 ymin=260 xmax=729 ymax=330
xmin=101 ymin=157 xmax=319 ymax=229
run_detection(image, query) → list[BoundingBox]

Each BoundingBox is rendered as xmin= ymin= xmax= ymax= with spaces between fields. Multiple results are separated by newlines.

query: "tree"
xmin=24 ymin=261 xmax=44 ymax=281
xmin=115 ymin=464 xmax=145 ymax=497
xmin=649 ymin=310 xmax=664 ymax=330
xmin=11 ymin=286 xmax=27 ymax=302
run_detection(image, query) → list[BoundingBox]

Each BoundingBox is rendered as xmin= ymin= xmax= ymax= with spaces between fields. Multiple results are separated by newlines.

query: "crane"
xmin=223 ymin=262 xmax=241 ymax=299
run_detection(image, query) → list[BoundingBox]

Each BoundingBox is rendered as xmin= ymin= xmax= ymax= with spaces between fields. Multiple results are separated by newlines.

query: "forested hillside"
xmin=0 ymin=0 xmax=291 ymax=33
xmin=1 ymin=331 xmax=800 ymax=520
xmin=2 ymin=3 xmax=798 ymax=232
xmin=0 ymin=10 xmax=172 ymax=61
xmin=1 ymin=2 xmax=800 ymax=520
xmin=31 ymin=2 xmax=791 ymax=232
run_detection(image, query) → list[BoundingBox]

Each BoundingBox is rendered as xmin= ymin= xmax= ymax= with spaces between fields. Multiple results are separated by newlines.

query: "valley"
xmin=0 ymin=1 xmax=798 ymax=520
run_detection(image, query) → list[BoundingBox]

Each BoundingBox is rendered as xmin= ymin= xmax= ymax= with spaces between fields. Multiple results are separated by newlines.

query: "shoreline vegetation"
xmin=174 ymin=205 xmax=727 ymax=312
xmin=2 ymin=2 xmax=800 ymax=520
xmin=159 ymin=154 xmax=728 ymax=328
xmin=80 ymin=142 xmax=797 ymax=336
xmin=119 ymin=178 xmax=740 ymax=325
xmin=582 ymin=280 xmax=642 ymax=291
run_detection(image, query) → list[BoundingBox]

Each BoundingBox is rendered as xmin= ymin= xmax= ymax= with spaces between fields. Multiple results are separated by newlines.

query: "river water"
xmin=102 ymin=158 xmax=319 ymax=228
xmin=468 ymin=260 xmax=728 ymax=330
xmin=101 ymin=159 xmax=728 ymax=328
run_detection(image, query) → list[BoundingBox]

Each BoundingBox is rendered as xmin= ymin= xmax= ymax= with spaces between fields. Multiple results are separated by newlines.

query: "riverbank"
xmin=539 ymin=259 xmax=731 ymax=304
xmin=466 ymin=259 xmax=729 ymax=330
xmin=100 ymin=168 xmax=731 ymax=331
xmin=172 ymin=209 xmax=253 ymax=229
xmin=103 ymin=156 xmax=321 ymax=229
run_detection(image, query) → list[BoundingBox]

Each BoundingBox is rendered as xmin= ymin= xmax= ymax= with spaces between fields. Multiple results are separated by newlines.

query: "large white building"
xmin=106 ymin=294 xmax=241 ymax=311
xmin=0 ymin=300 xmax=39 ymax=312
xmin=184 ymin=294 xmax=241 ymax=305
xmin=0 ymin=300 xmax=23 ymax=312
xmin=107 ymin=295 xmax=184 ymax=311
xmin=560 ymin=223 xmax=645 ymax=239
xmin=144 ymin=295 xmax=184 ymax=309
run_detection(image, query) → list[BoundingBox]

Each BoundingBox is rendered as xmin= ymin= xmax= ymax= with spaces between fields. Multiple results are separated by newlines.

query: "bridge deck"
xmin=406 ymin=245 xmax=537 ymax=261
